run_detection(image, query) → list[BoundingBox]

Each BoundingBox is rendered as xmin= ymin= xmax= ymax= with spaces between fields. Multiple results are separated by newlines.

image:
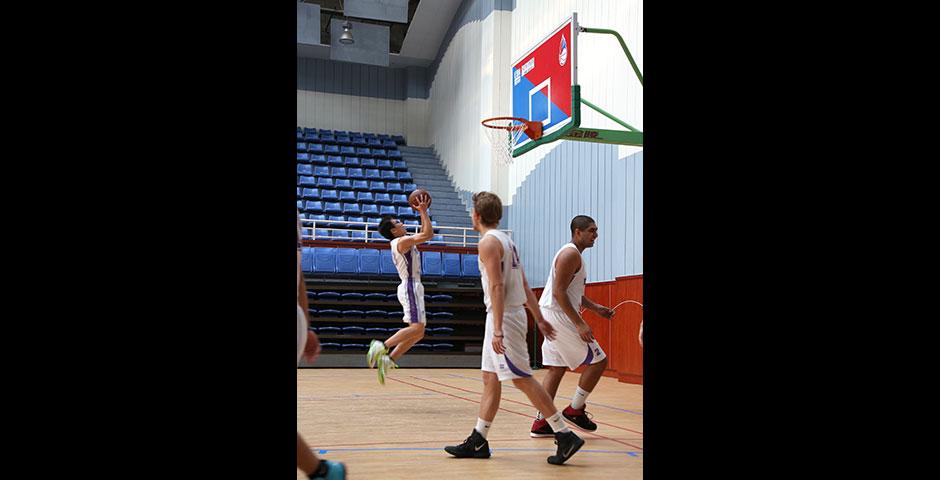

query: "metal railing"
xmin=300 ymin=219 xmax=512 ymax=247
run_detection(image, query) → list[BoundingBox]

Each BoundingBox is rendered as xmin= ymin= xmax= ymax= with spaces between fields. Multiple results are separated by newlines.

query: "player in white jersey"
xmin=297 ymin=210 xmax=346 ymax=480
xmin=444 ymin=192 xmax=585 ymax=465
xmin=530 ymin=215 xmax=616 ymax=437
xmin=365 ymin=192 xmax=433 ymax=384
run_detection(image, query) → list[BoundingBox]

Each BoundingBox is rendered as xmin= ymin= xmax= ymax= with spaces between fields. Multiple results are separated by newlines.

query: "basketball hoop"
xmin=481 ymin=117 xmax=543 ymax=166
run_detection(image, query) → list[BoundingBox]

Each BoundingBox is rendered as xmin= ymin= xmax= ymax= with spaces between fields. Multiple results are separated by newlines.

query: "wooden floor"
xmin=298 ymin=368 xmax=643 ymax=479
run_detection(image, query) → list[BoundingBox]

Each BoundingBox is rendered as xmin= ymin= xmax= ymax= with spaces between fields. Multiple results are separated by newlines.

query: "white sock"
xmin=546 ymin=412 xmax=571 ymax=433
xmin=535 ymin=411 xmax=544 ymax=421
xmin=570 ymin=386 xmax=591 ymax=410
xmin=475 ymin=418 xmax=492 ymax=439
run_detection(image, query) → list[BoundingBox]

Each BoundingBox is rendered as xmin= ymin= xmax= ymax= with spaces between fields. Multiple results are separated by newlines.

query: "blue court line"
xmin=445 ymin=373 xmax=644 ymax=416
xmin=318 ymin=447 xmax=641 ymax=456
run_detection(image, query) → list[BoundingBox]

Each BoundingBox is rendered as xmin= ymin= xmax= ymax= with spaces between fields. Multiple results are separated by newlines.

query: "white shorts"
xmin=540 ymin=307 xmax=607 ymax=370
xmin=481 ymin=307 xmax=533 ymax=381
xmin=397 ymin=279 xmax=427 ymax=325
xmin=297 ymin=305 xmax=307 ymax=366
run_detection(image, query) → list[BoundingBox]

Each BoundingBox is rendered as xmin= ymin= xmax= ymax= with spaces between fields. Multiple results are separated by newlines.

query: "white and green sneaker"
xmin=366 ymin=340 xmax=387 ymax=368
xmin=377 ymin=354 xmax=398 ymax=385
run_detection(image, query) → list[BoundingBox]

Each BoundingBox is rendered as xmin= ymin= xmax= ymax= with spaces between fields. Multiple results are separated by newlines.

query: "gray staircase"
xmin=399 ymin=146 xmax=474 ymax=233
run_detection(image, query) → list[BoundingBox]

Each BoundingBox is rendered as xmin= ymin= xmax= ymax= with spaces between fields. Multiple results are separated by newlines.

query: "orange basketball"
xmin=408 ymin=188 xmax=432 ymax=208
xmin=408 ymin=188 xmax=431 ymax=208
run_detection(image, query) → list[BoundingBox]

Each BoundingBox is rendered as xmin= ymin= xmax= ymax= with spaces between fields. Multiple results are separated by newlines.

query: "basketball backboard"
xmin=511 ymin=14 xmax=579 ymax=157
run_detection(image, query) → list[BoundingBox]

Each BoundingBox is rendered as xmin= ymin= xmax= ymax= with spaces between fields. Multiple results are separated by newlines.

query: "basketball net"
xmin=481 ymin=117 xmax=542 ymax=166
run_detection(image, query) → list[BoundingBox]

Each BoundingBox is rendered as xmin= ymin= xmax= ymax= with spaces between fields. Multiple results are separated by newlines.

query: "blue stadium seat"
xmin=320 ymin=189 xmax=339 ymax=201
xmin=299 ymin=175 xmax=316 ymax=187
xmin=324 ymin=144 xmax=340 ymax=154
xmin=387 ymin=150 xmax=403 ymax=160
xmin=387 ymin=293 xmax=399 ymax=301
xmin=431 ymin=295 xmax=454 ymax=303
xmin=309 ymin=154 xmax=328 ymax=165
xmin=359 ymin=249 xmax=381 ymax=274
xmin=365 ymin=292 xmax=387 ymax=301
xmin=345 ymin=216 xmax=365 ymax=228
xmin=410 ymin=343 xmax=431 ymax=352
xmin=316 ymin=177 xmax=334 ymax=189
xmin=359 ymin=158 xmax=377 ymax=168
xmin=297 ymin=142 xmax=307 ymax=152
xmin=318 ymin=324 xmax=341 ymax=333
xmin=327 ymin=215 xmax=346 ymax=228
xmin=371 ymin=231 xmax=389 ymax=243
xmin=301 ymin=247 xmax=315 ymax=272
xmin=334 ymin=248 xmax=357 ymax=273
xmin=386 ymin=182 xmax=404 ymax=194
xmin=304 ymin=201 xmax=323 ymax=213
xmin=302 ymin=188 xmax=319 ymax=200
xmin=368 ymin=181 xmax=387 ymax=192
xmin=398 ymin=171 xmax=413 ymax=182
xmin=430 ymin=312 xmax=454 ymax=320
xmin=352 ymin=137 xmax=367 ymax=147
xmin=365 ymin=169 xmax=382 ymax=181
xmin=392 ymin=135 xmax=406 ymax=144
xmin=320 ymin=134 xmax=336 ymax=144
xmin=422 ymin=251 xmax=443 ymax=276
xmin=356 ymin=192 xmax=374 ymax=203
xmin=356 ymin=147 xmax=371 ymax=158
xmin=341 ymin=292 xmax=364 ymax=301
xmin=428 ymin=234 xmax=445 ymax=245
xmin=307 ymin=143 xmax=324 ymax=154
xmin=376 ymin=159 xmax=393 ymax=170
xmin=297 ymin=187 xmax=302 ymax=198
xmin=333 ymin=179 xmax=353 ymax=191
xmin=443 ymin=253 xmax=461 ymax=277
xmin=324 ymin=202 xmax=343 ymax=215
xmin=372 ymin=149 xmax=387 ymax=159
xmin=338 ymin=190 xmax=356 ymax=202
xmin=383 ymin=139 xmax=397 ymax=148
xmin=297 ymin=152 xmax=310 ymax=163
xmin=367 ymin=138 xmax=382 ymax=147
xmin=387 ymin=311 xmax=404 ymax=320
xmin=402 ymin=183 xmax=417 ymax=193
xmin=331 ymin=167 xmax=347 ymax=178
xmin=350 ymin=230 xmax=367 ymax=242
xmin=398 ymin=206 xmax=416 ymax=219
xmin=347 ymin=168 xmax=364 ymax=179
xmin=340 ymin=146 xmax=355 ymax=155
xmin=381 ymin=170 xmax=397 ymax=181
xmin=352 ymin=180 xmax=370 ymax=191
xmin=344 ymin=156 xmax=360 ymax=167
xmin=302 ymin=132 xmax=316 ymax=142
xmin=317 ymin=291 xmax=341 ymax=300
xmin=297 ymin=200 xmax=304 ymax=210
xmin=343 ymin=202 xmax=361 ymax=215
xmin=366 ymin=310 xmax=388 ymax=318
xmin=392 ymin=194 xmax=410 ymax=206
xmin=365 ymin=327 xmax=386 ymax=335
xmin=313 ymin=165 xmax=331 ymax=177
xmin=374 ymin=193 xmax=393 ymax=205
xmin=327 ymin=155 xmax=345 ymax=166
xmin=432 ymin=343 xmax=455 ymax=352
xmin=341 ymin=310 xmax=364 ymax=319
xmin=333 ymin=130 xmax=348 ymax=136
xmin=377 ymin=134 xmax=390 ymax=140
xmin=461 ymin=254 xmax=480 ymax=277
xmin=380 ymin=205 xmax=396 ymax=216
xmin=331 ymin=230 xmax=350 ymax=241
xmin=392 ymin=160 xmax=407 ymax=171
xmin=308 ymin=214 xmax=327 ymax=227
xmin=360 ymin=203 xmax=379 ymax=216
xmin=313 ymin=248 xmax=336 ymax=273
xmin=314 ymin=229 xmax=330 ymax=239
xmin=380 ymin=250 xmax=396 ymax=275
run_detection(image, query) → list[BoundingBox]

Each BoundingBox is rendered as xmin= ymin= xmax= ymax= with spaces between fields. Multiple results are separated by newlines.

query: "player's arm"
xmin=552 ymin=249 xmax=594 ymax=342
xmin=478 ymin=236 xmax=506 ymax=354
xmin=395 ymin=193 xmax=434 ymax=253
xmin=581 ymin=295 xmax=614 ymax=319
xmin=520 ymin=269 xmax=555 ymax=341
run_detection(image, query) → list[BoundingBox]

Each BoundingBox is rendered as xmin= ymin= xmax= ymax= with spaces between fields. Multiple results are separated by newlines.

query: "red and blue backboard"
xmin=512 ymin=14 xmax=578 ymax=153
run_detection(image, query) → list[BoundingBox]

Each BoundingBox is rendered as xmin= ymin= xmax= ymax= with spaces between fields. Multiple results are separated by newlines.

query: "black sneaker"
xmin=547 ymin=430 xmax=585 ymax=465
xmin=444 ymin=429 xmax=491 ymax=458
xmin=562 ymin=405 xmax=597 ymax=431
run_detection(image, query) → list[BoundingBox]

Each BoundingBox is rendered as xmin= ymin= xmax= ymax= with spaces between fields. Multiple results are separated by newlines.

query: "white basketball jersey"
xmin=390 ymin=237 xmax=422 ymax=284
xmin=539 ymin=243 xmax=586 ymax=312
xmin=480 ymin=229 xmax=526 ymax=311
